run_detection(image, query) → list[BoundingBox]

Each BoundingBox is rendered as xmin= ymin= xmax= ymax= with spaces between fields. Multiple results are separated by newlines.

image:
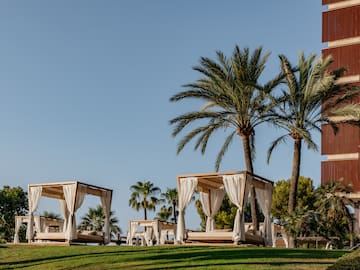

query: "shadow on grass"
xmin=0 ymin=249 xmax=141 ymax=267
xmin=143 ymin=247 xmax=345 ymax=262
xmin=144 ymin=260 xmax=335 ymax=270
xmin=1 ymin=246 xmax=345 ymax=269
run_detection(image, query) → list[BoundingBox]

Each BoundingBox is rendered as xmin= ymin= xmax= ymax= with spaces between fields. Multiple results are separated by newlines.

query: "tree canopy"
xmin=129 ymin=181 xmax=161 ymax=220
xmin=78 ymin=205 xmax=121 ymax=239
xmin=0 ymin=186 xmax=28 ymax=242
xmin=272 ymin=176 xmax=315 ymax=223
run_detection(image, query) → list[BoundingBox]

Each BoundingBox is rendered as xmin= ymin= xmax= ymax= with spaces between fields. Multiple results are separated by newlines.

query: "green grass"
xmin=0 ymin=244 xmax=347 ymax=270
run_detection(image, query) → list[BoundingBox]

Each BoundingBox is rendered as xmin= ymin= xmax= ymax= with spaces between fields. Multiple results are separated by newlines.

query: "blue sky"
xmin=0 ymin=1 xmax=324 ymax=232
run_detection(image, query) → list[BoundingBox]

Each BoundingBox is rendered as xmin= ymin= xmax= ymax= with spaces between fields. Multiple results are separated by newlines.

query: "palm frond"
xmin=215 ymin=131 xmax=236 ymax=171
xmin=267 ymin=134 xmax=288 ymax=164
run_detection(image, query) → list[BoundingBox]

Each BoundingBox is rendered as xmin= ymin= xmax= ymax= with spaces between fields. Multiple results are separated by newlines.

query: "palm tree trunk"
xmin=288 ymin=138 xmax=301 ymax=214
xmin=242 ymin=135 xmax=258 ymax=231
xmin=288 ymin=138 xmax=302 ymax=248
xmin=144 ymin=208 xmax=147 ymax=220
xmin=173 ymin=202 xmax=177 ymax=224
xmin=349 ymin=217 xmax=354 ymax=248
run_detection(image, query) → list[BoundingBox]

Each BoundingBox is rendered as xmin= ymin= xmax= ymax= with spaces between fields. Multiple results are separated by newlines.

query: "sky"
xmin=0 ymin=0 xmax=324 ymax=232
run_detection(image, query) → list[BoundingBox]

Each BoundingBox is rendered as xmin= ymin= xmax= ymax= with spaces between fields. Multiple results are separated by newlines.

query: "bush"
xmin=328 ymin=250 xmax=360 ymax=270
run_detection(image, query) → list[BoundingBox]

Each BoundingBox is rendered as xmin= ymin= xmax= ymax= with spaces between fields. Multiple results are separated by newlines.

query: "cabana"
xmin=176 ymin=171 xmax=273 ymax=246
xmin=127 ymin=220 xmax=176 ymax=246
xmin=14 ymin=215 xmax=64 ymax=243
xmin=26 ymin=181 xmax=112 ymax=245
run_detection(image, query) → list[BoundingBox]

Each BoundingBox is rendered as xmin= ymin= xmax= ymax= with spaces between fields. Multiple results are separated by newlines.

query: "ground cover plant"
xmin=0 ymin=245 xmax=346 ymax=270
xmin=328 ymin=249 xmax=360 ymax=270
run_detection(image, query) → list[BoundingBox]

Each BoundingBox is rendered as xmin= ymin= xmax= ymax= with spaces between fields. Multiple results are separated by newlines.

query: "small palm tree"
xmin=160 ymin=188 xmax=178 ymax=223
xmin=170 ymin=45 xmax=283 ymax=229
xmin=314 ymin=181 xmax=354 ymax=248
xmin=129 ymin=181 xmax=161 ymax=220
xmin=42 ymin=211 xmax=61 ymax=219
xmin=78 ymin=205 xmax=121 ymax=239
xmin=156 ymin=205 xmax=172 ymax=221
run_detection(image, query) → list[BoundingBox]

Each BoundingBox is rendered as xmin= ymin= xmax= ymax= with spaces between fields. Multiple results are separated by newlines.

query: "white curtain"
xmin=34 ymin=216 xmax=41 ymax=233
xmin=152 ymin=220 xmax=160 ymax=245
xmin=59 ymin=199 xmax=69 ymax=232
xmin=63 ymin=184 xmax=86 ymax=240
xmin=176 ymin=177 xmax=198 ymax=243
xmin=101 ymin=190 xmax=112 ymax=244
xmin=255 ymin=182 xmax=273 ymax=246
xmin=199 ymin=188 xmax=225 ymax=232
xmin=13 ymin=217 xmax=21 ymax=243
xmin=128 ymin=221 xmax=138 ymax=246
xmin=223 ymin=174 xmax=250 ymax=242
xmin=26 ymin=186 xmax=42 ymax=241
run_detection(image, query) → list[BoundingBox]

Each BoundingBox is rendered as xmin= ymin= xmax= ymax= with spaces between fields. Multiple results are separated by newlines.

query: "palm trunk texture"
xmin=288 ymin=138 xmax=301 ymax=248
xmin=242 ymin=135 xmax=258 ymax=231
xmin=173 ymin=203 xmax=177 ymax=224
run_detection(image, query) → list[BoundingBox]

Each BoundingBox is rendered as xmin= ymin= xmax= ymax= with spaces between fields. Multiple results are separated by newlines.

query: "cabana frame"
xmin=26 ymin=181 xmax=113 ymax=245
xmin=176 ymin=171 xmax=273 ymax=246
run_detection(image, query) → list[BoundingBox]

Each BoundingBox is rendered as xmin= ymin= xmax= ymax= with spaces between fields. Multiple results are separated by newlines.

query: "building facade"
xmin=322 ymin=0 xmax=360 ymax=235
xmin=321 ymin=0 xmax=360 ymax=190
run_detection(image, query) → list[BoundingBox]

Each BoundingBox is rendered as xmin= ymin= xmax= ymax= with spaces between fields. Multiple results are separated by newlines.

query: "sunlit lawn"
xmin=0 ymin=244 xmax=347 ymax=270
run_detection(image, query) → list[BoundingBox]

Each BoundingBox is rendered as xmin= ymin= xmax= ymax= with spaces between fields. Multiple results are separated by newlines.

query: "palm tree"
xmin=170 ymin=45 xmax=283 ymax=229
xmin=267 ymin=52 xmax=360 ymax=216
xmin=267 ymin=53 xmax=360 ymax=247
xmin=314 ymin=181 xmax=354 ymax=248
xmin=42 ymin=211 xmax=61 ymax=219
xmin=160 ymin=188 xmax=178 ymax=223
xmin=156 ymin=205 xmax=172 ymax=221
xmin=129 ymin=181 xmax=161 ymax=220
xmin=78 ymin=205 xmax=121 ymax=239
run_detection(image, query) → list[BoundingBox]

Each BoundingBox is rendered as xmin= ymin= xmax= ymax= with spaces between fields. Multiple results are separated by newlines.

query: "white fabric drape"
xmin=199 ymin=188 xmax=225 ymax=232
xmin=176 ymin=177 xmax=198 ymax=243
xmin=101 ymin=190 xmax=112 ymax=244
xmin=26 ymin=186 xmax=42 ymax=241
xmin=223 ymin=174 xmax=250 ymax=242
xmin=63 ymin=184 xmax=86 ymax=240
xmin=59 ymin=199 xmax=69 ymax=232
xmin=255 ymin=182 xmax=273 ymax=246
xmin=152 ymin=220 xmax=160 ymax=245
xmin=13 ymin=217 xmax=21 ymax=243
xmin=34 ymin=217 xmax=41 ymax=234
xmin=129 ymin=222 xmax=136 ymax=246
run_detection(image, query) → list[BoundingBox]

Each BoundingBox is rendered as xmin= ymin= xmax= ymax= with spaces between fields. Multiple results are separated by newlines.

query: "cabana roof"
xmin=28 ymin=181 xmax=113 ymax=200
xmin=177 ymin=171 xmax=273 ymax=191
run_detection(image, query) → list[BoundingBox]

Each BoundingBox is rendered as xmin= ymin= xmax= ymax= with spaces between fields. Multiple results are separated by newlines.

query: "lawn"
xmin=0 ymin=244 xmax=347 ymax=270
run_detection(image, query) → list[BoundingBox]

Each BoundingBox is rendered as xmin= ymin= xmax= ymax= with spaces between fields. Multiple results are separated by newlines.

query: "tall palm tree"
xmin=267 ymin=52 xmax=360 ymax=215
xmin=267 ymin=53 xmax=360 ymax=246
xmin=160 ymin=188 xmax=178 ymax=223
xmin=78 ymin=205 xmax=121 ymax=239
xmin=129 ymin=181 xmax=161 ymax=220
xmin=170 ymin=45 xmax=283 ymax=229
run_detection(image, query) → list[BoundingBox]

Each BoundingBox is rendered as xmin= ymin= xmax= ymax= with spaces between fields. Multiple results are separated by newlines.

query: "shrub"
xmin=328 ymin=250 xmax=360 ymax=270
